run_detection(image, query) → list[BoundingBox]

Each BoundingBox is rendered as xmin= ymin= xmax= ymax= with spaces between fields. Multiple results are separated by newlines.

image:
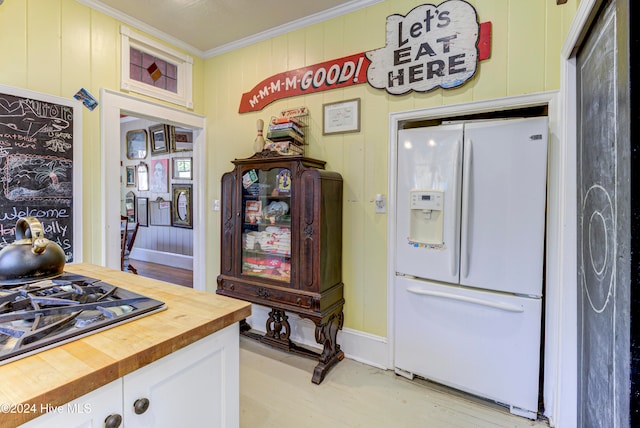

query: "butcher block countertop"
xmin=0 ymin=263 xmax=251 ymax=427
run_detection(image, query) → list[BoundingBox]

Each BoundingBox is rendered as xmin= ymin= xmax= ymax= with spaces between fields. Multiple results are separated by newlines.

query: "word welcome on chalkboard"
xmin=0 ymin=85 xmax=81 ymax=262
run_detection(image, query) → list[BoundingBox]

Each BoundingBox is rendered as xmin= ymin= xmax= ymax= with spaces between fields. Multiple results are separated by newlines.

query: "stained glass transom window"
xmin=120 ymin=25 xmax=193 ymax=109
xmin=129 ymin=48 xmax=178 ymax=93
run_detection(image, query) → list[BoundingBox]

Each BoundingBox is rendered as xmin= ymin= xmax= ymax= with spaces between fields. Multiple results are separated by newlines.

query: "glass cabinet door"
xmin=240 ymin=167 xmax=292 ymax=282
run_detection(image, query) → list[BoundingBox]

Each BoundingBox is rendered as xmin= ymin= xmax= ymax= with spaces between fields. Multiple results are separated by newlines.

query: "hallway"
xmin=128 ymin=259 xmax=193 ymax=288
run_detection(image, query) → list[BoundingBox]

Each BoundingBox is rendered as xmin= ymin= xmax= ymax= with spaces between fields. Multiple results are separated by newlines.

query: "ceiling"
xmin=82 ymin=0 xmax=379 ymax=57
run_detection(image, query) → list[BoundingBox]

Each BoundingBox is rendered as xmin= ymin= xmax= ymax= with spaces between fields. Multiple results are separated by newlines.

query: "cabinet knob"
xmin=133 ymin=397 xmax=150 ymax=415
xmin=104 ymin=413 xmax=123 ymax=428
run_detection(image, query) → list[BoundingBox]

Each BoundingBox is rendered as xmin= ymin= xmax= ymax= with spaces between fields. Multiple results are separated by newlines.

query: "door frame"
xmin=100 ymin=89 xmax=206 ymax=290
xmin=387 ymin=90 xmax=562 ymax=420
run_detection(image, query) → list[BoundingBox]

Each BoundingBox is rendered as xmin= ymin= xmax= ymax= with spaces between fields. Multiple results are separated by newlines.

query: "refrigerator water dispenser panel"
xmin=409 ymin=190 xmax=443 ymax=244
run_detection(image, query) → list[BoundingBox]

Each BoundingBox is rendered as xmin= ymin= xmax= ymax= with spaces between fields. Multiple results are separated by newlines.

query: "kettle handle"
xmin=15 ymin=217 xmax=48 ymax=254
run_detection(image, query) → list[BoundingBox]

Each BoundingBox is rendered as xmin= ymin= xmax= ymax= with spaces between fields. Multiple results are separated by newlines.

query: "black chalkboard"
xmin=0 ymin=86 xmax=79 ymax=262
xmin=576 ymin=1 xmax=631 ymax=426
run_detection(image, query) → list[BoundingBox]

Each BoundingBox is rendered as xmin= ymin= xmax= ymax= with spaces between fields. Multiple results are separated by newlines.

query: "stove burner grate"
xmin=0 ymin=272 xmax=165 ymax=364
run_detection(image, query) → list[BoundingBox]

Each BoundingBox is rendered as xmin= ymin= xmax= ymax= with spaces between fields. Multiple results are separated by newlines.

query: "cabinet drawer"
xmin=222 ymin=281 xmax=314 ymax=309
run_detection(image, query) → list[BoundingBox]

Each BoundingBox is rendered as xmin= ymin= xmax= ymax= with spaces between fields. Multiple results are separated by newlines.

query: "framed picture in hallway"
xmin=150 ymin=158 xmax=169 ymax=193
xmin=172 ymin=157 xmax=192 ymax=180
xmin=126 ymin=129 xmax=148 ymax=159
xmin=125 ymin=165 xmax=136 ymax=187
xmin=172 ymin=184 xmax=192 ymax=228
xmin=171 ymin=127 xmax=193 ymax=152
xmin=149 ymin=124 xmax=170 ymax=155
xmin=137 ymin=197 xmax=148 ymax=227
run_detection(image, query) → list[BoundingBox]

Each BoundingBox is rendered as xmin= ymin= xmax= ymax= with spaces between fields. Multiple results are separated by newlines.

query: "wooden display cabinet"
xmin=216 ymin=151 xmax=344 ymax=384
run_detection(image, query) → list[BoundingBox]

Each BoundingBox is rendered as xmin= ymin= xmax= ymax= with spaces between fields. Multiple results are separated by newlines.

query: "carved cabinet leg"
xmin=261 ymin=309 xmax=293 ymax=350
xmin=240 ymin=307 xmax=345 ymax=384
xmin=239 ymin=319 xmax=252 ymax=333
xmin=311 ymin=311 xmax=345 ymax=384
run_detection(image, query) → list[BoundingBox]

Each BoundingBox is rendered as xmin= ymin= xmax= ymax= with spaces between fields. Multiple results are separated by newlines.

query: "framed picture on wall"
xmin=150 ymin=158 xmax=169 ymax=193
xmin=172 ymin=184 xmax=192 ymax=228
xmin=125 ymin=165 xmax=136 ymax=187
xmin=171 ymin=127 xmax=193 ymax=152
xmin=322 ymin=98 xmax=361 ymax=135
xmin=172 ymin=157 xmax=192 ymax=180
xmin=149 ymin=124 xmax=170 ymax=155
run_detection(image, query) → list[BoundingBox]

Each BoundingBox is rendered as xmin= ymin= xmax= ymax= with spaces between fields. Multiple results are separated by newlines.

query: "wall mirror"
xmin=137 ymin=162 xmax=149 ymax=191
xmin=137 ymin=197 xmax=148 ymax=227
xmin=172 ymin=184 xmax=192 ymax=228
xmin=150 ymin=197 xmax=172 ymax=226
xmin=125 ymin=191 xmax=136 ymax=222
xmin=126 ymin=129 xmax=147 ymax=159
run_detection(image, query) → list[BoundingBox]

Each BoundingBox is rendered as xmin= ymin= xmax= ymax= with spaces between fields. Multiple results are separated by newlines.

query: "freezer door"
xmin=396 ymin=125 xmax=463 ymax=284
xmin=394 ymin=276 xmax=542 ymax=415
xmin=460 ymin=117 xmax=548 ymax=296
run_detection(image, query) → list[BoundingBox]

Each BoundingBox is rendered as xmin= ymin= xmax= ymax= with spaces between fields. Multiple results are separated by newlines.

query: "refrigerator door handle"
xmin=461 ymin=139 xmax=472 ymax=279
xmin=406 ymin=287 xmax=525 ymax=313
xmin=450 ymin=139 xmax=462 ymax=277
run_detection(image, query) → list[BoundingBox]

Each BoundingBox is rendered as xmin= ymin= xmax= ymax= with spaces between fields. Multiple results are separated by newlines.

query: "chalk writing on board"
xmin=0 ymin=91 xmax=76 ymax=262
xmin=5 ymin=155 xmax=73 ymax=200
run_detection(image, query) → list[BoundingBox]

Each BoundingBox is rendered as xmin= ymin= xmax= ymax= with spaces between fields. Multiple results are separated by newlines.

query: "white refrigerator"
xmin=394 ymin=117 xmax=548 ymax=419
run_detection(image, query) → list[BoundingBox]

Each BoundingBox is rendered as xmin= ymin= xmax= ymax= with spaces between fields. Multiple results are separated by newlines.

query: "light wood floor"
xmin=131 ymin=261 xmax=550 ymax=427
xmin=240 ymin=337 xmax=549 ymax=428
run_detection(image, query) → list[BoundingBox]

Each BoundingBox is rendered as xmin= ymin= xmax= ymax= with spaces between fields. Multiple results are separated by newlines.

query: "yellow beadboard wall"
xmin=0 ymin=0 xmax=205 ymax=266
xmin=204 ymin=0 xmax=578 ymax=336
xmin=0 ymin=0 xmax=578 ymax=338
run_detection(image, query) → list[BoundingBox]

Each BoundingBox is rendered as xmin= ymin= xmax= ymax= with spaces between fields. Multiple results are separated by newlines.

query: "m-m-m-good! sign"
xmin=238 ymin=1 xmax=489 ymax=112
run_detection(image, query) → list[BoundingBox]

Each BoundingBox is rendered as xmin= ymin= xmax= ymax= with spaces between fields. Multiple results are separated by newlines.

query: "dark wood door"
xmin=576 ymin=0 xmax=632 ymax=426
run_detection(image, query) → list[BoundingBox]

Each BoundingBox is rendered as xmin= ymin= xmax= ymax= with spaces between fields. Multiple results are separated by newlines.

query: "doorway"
xmin=120 ymin=115 xmax=195 ymax=285
xmin=101 ymin=89 xmax=206 ymax=291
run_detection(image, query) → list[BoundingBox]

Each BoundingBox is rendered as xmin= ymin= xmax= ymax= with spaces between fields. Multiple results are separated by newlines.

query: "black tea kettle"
xmin=0 ymin=217 xmax=66 ymax=285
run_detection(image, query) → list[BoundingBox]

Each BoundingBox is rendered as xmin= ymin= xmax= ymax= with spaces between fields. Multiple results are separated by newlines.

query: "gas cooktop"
xmin=0 ymin=273 xmax=166 ymax=365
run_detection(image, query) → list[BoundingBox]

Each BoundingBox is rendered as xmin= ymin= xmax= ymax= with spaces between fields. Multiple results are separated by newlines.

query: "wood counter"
xmin=0 ymin=263 xmax=251 ymax=427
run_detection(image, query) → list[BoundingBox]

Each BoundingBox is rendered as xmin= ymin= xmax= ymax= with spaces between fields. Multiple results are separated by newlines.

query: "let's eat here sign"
xmin=238 ymin=0 xmax=489 ymax=113
xmin=366 ymin=0 xmax=481 ymax=94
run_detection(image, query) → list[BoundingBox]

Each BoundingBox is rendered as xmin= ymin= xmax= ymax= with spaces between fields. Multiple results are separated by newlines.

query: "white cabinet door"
xmin=20 ymin=323 xmax=240 ymax=428
xmin=123 ymin=323 xmax=239 ymax=428
xmin=19 ymin=379 xmax=122 ymax=428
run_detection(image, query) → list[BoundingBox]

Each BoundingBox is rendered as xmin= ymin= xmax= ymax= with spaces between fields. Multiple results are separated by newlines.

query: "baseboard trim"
xmin=129 ymin=248 xmax=193 ymax=271
xmin=247 ymin=304 xmax=389 ymax=370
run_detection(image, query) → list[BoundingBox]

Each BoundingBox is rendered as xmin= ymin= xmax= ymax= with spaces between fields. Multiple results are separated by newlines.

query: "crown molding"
xmin=76 ymin=0 xmax=382 ymax=59
xmin=76 ymin=0 xmax=206 ymax=57
xmin=203 ymin=0 xmax=383 ymax=58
